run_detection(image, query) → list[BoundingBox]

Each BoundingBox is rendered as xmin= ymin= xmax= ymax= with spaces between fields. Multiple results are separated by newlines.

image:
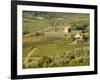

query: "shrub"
xmin=23 ymin=31 xmax=29 ymax=35
xmin=67 ymin=52 xmax=75 ymax=60
xmin=34 ymin=32 xmax=41 ymax=36
xmin=34 ymin=32 xmax=44 ymax=36
xmin=38 ymin=56 xmax=52 ymax=67
xmin=25 ymin=61 xmax=39 ymax=68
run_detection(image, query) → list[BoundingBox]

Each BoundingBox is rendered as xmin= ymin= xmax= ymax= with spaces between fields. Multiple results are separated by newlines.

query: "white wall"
xmin=0 ymin=0 xmax=99 ymax=80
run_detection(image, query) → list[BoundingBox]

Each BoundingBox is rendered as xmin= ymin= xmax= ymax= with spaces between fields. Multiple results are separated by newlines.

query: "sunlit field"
xmin=22 ymin=11 xmax=90 ymax=68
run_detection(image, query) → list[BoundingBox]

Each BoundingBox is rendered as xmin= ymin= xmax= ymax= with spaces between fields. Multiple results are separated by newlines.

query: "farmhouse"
xmin=54 ymin=26 xmax=71 ymax=32
xmin=64 ymin=26 xmax=71 ymax=33
xmin=74 ymin=33 xmax=83 ymax=43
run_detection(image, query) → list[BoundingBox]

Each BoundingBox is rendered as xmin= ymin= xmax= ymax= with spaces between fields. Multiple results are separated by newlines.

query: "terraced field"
xmin=23 ymin=32 xmax=89 ymax=68
xmin=22 ymin=11 xmax=90 ymax=68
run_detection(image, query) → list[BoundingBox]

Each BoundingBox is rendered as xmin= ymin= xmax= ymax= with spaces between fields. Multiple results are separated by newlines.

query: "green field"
xmin=22 ymin=11 xmax=90 ymax=68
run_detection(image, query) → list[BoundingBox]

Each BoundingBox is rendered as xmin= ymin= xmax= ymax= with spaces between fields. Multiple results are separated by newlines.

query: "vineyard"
xmin=22 ymin=11 xmax=90 ymax=68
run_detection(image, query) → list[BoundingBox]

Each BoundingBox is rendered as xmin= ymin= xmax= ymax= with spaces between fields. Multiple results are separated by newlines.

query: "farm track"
xmin=24 ymin=48 xmax=37 ymax=64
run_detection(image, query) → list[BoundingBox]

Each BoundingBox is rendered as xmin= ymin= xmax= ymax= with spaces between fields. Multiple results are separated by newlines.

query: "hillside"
xmin=22 ymin=11 xmax=90 ymax=68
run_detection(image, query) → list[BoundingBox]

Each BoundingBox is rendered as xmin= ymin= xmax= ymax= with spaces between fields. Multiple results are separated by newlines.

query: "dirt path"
xmin=24 ymin=48 xmax=37 ymax=64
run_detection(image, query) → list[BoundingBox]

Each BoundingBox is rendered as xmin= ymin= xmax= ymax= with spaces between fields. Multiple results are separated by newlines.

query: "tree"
xmin=23 ymin=31 xmax=29 ymax=35
xmin=82 ymin=24 xmax=87 ymax=33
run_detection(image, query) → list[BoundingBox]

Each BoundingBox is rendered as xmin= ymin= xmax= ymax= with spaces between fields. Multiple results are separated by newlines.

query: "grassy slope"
xmin=22 ymin=12 xmax=90 ymax=68
xmin=23 ymin=13 xmax=89 ymax=33
xmin=23 ymin=19 xmax=51 ymax=33
xmin=30 ymin=42 xmax=89 ymax=58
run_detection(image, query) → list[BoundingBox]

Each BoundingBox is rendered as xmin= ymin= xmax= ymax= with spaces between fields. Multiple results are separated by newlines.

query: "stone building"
xmin=74 ymin=33 xmax=83 ymax=43
xmin=64 ymin=26 xmax=71 ymax=33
